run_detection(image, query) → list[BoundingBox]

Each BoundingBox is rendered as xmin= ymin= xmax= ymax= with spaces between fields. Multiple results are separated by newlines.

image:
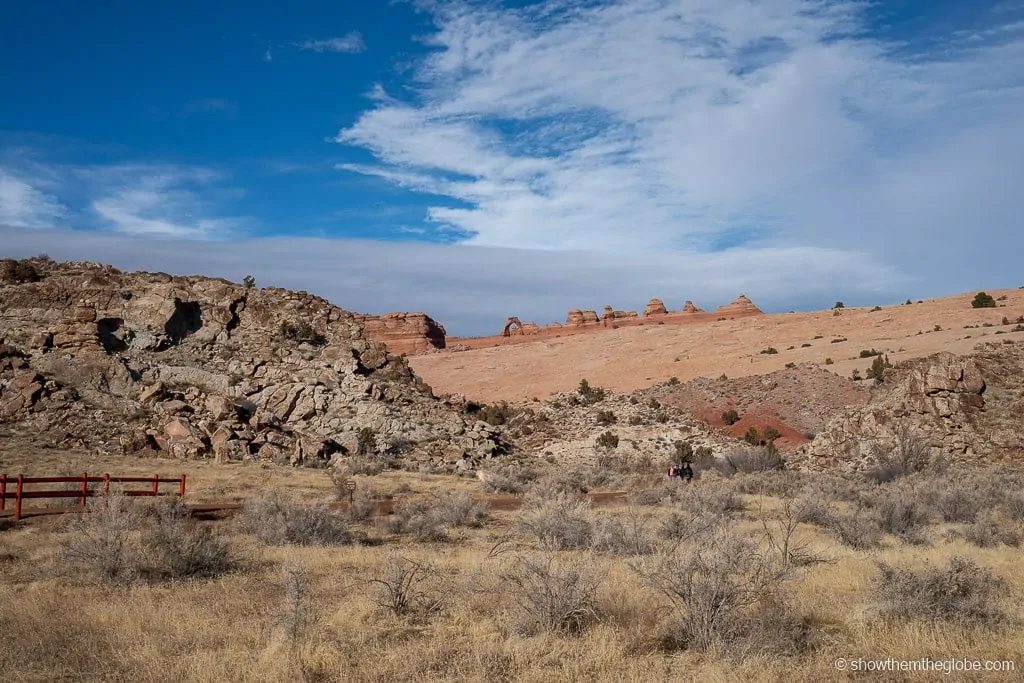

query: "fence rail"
xmin=0 ymin=472 xmax=186 ymax=520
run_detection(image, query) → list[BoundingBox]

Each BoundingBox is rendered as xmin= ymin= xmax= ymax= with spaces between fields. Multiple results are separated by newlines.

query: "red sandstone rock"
xmin=715 ymin=294 xmax=762 ymax=316
xmin=356 ymin=312 xmax=446 ymax=355
xmin=565 ymin=309 xmax=600 ymax=326
xmin=643 ymin=299 xmax=668 ymax=316
xmin=680 ymin=300 xmax=704 ymax=313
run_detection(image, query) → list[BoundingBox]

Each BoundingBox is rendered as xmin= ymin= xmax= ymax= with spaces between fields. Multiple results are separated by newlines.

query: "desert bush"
xmin=758 ymin=500 xmax=831 ymax=570
xmin=971 ymin=292 xmax=996 ymax=308
xmin=864 ymin=425 xmax=933 ymax=483
xmin=676 ymin=478 xmax=744 ymax=516
xmin=388 ymin=498 xmax=449 ymax=542
xmin=873 ymin=490 xmax=931 ymax=545
xmin=595 ymin=409 xmax=617 ymax=426
xmin=668 ymin=376 xmax=680 ymax=385
xmin=368 ymin=554 xmax=449 ymax=618
xmin=760 ymin=347 xmax=778 ymax=355
xmin=866 ymin=354 xmax=891 ymax=383
xmin=242 ymin=274 xmax=256 ymax=289
xmin=429 ymin=491 xmax=488 ymax=528
xmin=343 ymin=487 xmax=378 ymax=523
xmin=658 ymin=508 xmax=724 ymax=543
xmin=932 ymin=479 xmax=985 ymax=523
xmin=500 ymin=554 xmax=604 ymax=635
xmin=733 ymin=470 xmax=802 ymax=498
xmin=0 ymin=258 xmax=41 ymax=284
xmin=589 ymin=512 xmax=654 ymax=556
xmin=58 ymin=495 xmax=142 ymax=585
xmin=595 ymin=431 xmax=619 ymax=450
xmin=356 ymin=427 xmax=378 ymax=455
xmin=824 ymin=507 xmax=884 ymax=550
xmin=479 ymin=464 xmax=539 ymax=494
xmin=824 ymin=357 xmax=834 ymax=365
xmin=720 ymin=446 xmax=784 ymax=475
xmin=960 ymin=513 xmax=1021 ymax=548
xmin=873 ymin=556 xmax=1004 ymax=626
xmin=145 ymin=500 xmax=235 ymax=579
xmin=279 ymin=320 xmax=327 ymax=346
xmin=238 ymin=491 xmax=353 ymax=546
xmin=632 ymin=528 xmax=796 ymax=653
xmin=519 ymin=491 xmax=593 ymax=550
xmin=721 ymin=409 xmax=740 ymax=425
xmin=1001 ymin=491 xmax=1024 ymax=521
xmin=859 ymin=348 xmax=882 ymax=358
xmin=577 ymin=379 xmax=605 ymax=405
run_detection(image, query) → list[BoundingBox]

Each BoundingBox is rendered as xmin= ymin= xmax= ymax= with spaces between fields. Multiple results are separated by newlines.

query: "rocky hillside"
xmin=794 ymin=341 xmax=1024 ymax=471
xmin=0 ymin=258 xmax=506 ymax=471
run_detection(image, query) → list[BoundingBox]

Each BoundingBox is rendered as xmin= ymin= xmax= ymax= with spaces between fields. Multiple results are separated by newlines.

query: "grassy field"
xmin=1 ymin=452 xmax=1023 ymax=682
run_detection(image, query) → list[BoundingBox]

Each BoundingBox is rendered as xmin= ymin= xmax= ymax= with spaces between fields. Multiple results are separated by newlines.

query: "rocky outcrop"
xmin=0 ymin=258 xmax=509 ymax=473
xmin=565 ymin=309 xmax=600 ymax=326
xmin=715 ymin=294 xmax=761 ymax=316
xmin=602 ymin=306 xmax=638 ymax=325
xmin=795 ymin=344 xmax=1024 ymax=471
xmin=681 ymin=300 xmax=703 ymax=314
xmin=643 ymin=299 xmax=668 ymax=317
xmin=355 ymin=312 xmax=446 ymax=355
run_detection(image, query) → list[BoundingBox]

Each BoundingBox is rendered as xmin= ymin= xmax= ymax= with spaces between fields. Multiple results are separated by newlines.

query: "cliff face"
xmin=355 ymin=312 xmax=446 ymax=355
xmin=794 ymin=343 xmax=1024 ymax=471
xmin=0 ymin=259 xmax=506 ymax=469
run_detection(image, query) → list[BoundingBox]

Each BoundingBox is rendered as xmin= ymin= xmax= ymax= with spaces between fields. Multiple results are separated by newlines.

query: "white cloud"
xmin=294 ymin=32 xmax=366 ymax=53
xmin=0 ymin=170 xmax=67 ymax=229
xmin=335 ymin=0 xmax=1024 ymax=273
xmin=86 ymin=166 xmax=250 ymax=239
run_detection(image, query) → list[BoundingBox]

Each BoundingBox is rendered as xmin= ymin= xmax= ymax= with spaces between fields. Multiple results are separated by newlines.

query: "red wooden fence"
xmin=0 ymin=472 xmax=185 ymax=520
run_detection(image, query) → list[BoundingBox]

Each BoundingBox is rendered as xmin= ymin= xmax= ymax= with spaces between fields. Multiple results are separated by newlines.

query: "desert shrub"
xmin=864 ymin=425 xmax=932 ymax=483
xmin=628 ymin=415 xmax=643 ymax=426
xmin=589 ymin=512 xmax=654 ymax=556
xmin=824 ymin=358 xmax=834 ymax=365
xmin=873 ymin=556 xmax=1004 ymax=626
xmin=672 ymin=440 xmax=694 ymax=463
xmin=733 ymin=470 xmax=802 ymax=498
xmin=721 ymin=409 xmax=740 ymax=425
xmin=851 ymin=369 xmax=862 ymax=381
xmin=519 ymin=491 xmax=593 ymax=550
xmin=500 ymin=554 xmax=604 ymax=635
xmin=279 ymin=320 xmax=327 ymax=346
xmin=343 ymin=487 xmax=378 ymax=523
xmin=429 ymin=491 xmax=488 ymax=528
xmin=971 ymin=292 xmax=996 ymax=309
xmin=0 ymin=258 xmax=41 ymax=284
xmin=873 ymin=490 xmax=931 ymax=545
xmin=742 ymin=427 xmax=760 ymax=445
xmin=58 ymin=495 xmax=142 ymax=584
xmin=824 ymin=507 xmax=884 ymax=550
xmin=859 ymin=349 xmax=882 ymax=358
xmin=479 ymin=464 xmax=539 ymax=494
xmin=238 ymin=491 xmax=352 ymax=546
xmin=720 ymin=446 xmax=784 ymax=475
xmin=960 ymin=513 xmax=1021 ymax=548
xmin=242 ymin=274 xmax=256 ymax=289
xmin=932 ymin=479 xmax=985 ymax=523
xmin=595 ymin=431 xmax=619 ymax=450
xmin=792 ymin=491 xmax=835 ymax=528
xmin=388 ymin=498 xmax=449 ymax=542
xmin=870 ymin=306 xmax=882 ymax=312
xmin=146 ymin=500 xmax=235 ymax=579
xmin=356 ymin=427 xmax=378 ymax=456
xmin=469 ymin=400 xmax=514 ymax=426
xmin=658 ymin=508 xmax=724 ymax=542
xmin=1001 ymin=491 xmax=1024 ymax=521
xmin=785 ymin=362 xmax=796 ymax=369
xmin=632 ymin=528 xmax=799 ymax=653
xmin=676 ymin=478 xmax=744 ymax=516
xmin=595 ymin=409 xmax=617 ymax=426
xmin=577 ymin=379 xmax=605 ymax=405
xmin=866 ymin=354 xmax=891 ymax=383
xmin=368 ymin=554 xmax=448 ymax=618
xmin=760 ymin=347 xmax=778 ymax=355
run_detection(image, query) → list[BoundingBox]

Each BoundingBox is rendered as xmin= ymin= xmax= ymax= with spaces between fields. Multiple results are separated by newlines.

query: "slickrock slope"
xmin=0 ymin=258 xmax=506 ymax=471
xmin=412 ymin=289 xmax=1024 ymax=402
xmin=794 ymin=342 xmax=1024 ymax=471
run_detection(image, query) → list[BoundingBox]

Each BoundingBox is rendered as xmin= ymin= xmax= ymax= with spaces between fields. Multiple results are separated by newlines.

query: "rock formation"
xmin=565 ymin=309 xmax=600 ymax=326
xmin=355 ymin=312 xmax=446 ymax=355
xmin=680 ymin=300 xmax=703 ymax=313
xmin=715 ymin=294 xmax=761 ymax=316
xmin=643 ymin=299 xmax=667 ymax=317
xmin=795 ymin=343 xmax=1024 ymax=471
xmin=0 ymin=258 xmax=507 ymax=472
xmin=602 ymin=306 xmax=638 ymax=325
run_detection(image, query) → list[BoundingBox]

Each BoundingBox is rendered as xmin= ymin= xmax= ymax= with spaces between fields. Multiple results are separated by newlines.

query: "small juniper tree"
xmin=971 ymin=292 xmax=996 ymax=309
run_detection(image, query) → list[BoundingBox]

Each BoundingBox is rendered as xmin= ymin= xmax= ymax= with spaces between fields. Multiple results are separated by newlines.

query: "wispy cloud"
xmin=86 ymin=166 xmax=249 ymax=239
xmin=0 ymin=169 xmax=67 ymax=229
xmin=294 ymin=32 xmax=366 ymax=53
xmin=335 ymin=0 xmax=1024 ymax=274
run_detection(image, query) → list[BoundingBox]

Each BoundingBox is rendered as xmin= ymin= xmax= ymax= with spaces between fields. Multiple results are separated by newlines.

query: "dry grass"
xmin=2 ymin=461 xmax=1024 ymax=682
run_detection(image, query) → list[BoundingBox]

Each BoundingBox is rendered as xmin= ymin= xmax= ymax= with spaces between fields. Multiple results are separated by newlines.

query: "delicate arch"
xmin=502 ymin=317 xmax=524 ymax=337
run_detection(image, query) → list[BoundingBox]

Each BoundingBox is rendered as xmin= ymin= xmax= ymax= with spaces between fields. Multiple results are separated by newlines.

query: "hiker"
xmin=681 ymin=462 xmax=694 ymax=483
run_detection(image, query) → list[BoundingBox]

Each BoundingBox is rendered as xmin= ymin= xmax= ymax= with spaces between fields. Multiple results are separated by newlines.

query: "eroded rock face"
xmin=680 ymin=300 xmax=703 ymax=314
xmin=643 ymin=299 xmax=668 ymax=316
xmin=602 ymin=306 xmax=638 ymax=324
xmin=565 ymin=309 xmax=600 ymax=326
xmin=715 ymin=294 xmax=762 ymax=316
xmin=355 ymin=312 xmax=446 ymax=355
xmin=795 ymin=344 xmax=1024 ymax=471
xmin=0 ymin=259 xmax=509 ymax=472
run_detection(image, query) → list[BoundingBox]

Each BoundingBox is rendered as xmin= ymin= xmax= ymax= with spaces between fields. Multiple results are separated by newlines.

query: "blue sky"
xmin=2 ymin=0 xmax=1023 ymax=335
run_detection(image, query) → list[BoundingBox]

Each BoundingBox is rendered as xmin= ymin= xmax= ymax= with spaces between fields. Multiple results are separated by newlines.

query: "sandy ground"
xmin=410 ymin=288 xmax=1024 ymax=402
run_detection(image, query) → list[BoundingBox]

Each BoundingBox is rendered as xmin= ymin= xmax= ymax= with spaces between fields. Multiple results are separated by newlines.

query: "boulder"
xmin=642 ymin=299 xmax=668 ymax=316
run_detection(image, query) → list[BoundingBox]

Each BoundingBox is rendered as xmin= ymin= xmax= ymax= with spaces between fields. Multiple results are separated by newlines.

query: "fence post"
xmin=80 ymin=471 xmax=88 ymax=508
xmin=1 ymin=474 xmax=6 ymax=512
xmin=15 ymin=474 xmax=23 ymax=521
xmin=153 ymin=473 xmax=159 ymax=496
xmin=103 ymin=473 xmax=110 ymax=508
xmin=178 ymin=474 xmax=186 ymax=498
